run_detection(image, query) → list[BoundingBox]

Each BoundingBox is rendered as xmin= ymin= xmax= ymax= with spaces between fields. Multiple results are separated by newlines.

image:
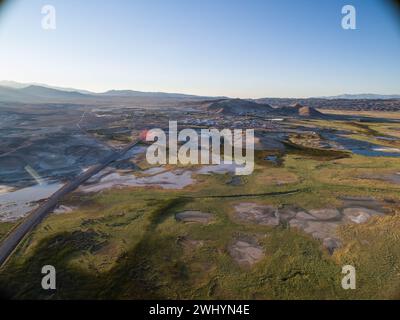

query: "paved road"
xmin=0 ymin=140 xmax=140 ymax=267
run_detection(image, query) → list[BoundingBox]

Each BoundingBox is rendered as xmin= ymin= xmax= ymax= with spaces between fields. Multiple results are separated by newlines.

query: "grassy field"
xmin=1 ymin=118 xmax=400 ymax=300
xmin=1 ymin=152 xmax=400 ymax=299
xmin=0 ymin=222 xmax=15 ymax=242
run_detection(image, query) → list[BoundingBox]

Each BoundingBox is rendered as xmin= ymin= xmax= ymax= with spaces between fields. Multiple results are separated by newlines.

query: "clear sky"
xmin=0 ymin=0 xmax=399 ymax=98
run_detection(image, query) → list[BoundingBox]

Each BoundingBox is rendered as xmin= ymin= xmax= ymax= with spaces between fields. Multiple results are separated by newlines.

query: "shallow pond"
xmin=322 ymin=133 xmax=400 ymax=157
xmin=0 ymin=182 xmax=64 ymax=222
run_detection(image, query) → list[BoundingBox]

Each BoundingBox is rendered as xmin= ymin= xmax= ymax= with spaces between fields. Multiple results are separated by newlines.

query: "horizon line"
xmin=1 ymin=80 xmax=400 ymax=100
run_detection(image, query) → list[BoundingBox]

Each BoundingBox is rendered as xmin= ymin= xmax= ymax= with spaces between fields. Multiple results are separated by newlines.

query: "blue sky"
xmin=0 ymin=0 xmax=399 ymax=98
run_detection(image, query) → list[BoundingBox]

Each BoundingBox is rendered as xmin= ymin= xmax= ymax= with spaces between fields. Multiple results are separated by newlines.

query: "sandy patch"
xmin=234 ymin=203 xmax=279 ymax=226
xmin=359 ymin=173 xmax=400 ymax=185
xmin=228 ymin=239 xmax=265 ymax=267
xmin=232 ymin=198 xmax=386 ymax=253
xmin=308 ymin=209 xmax=341 ymax=220
xmin=0 ymin=185 xmax=14 ymax=195
xmin=53 ymin=205 xmax=76 ymax=214
xmin=0 ymin=182 xmax=63 ymax=222
xmin=196 ymin=163 xmax=245 ymax=175
xmin=177 ymin=236 xmax=205 ymax=251
xmin=342 ymin=207 xmax=383 ymax=224
xmin=175 ymin=211 xmax=214 ymax=224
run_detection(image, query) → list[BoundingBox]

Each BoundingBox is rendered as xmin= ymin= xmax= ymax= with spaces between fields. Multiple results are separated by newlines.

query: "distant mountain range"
xmin=1 ymin=81 xmax=400 ymax=102
xmin=0 ymin=81 xmax=222 ymax=105
xmin=315 ymin=93 xmax=400 ymax=100
xmin=0 ymin=80 xmax=93 ymax=94
xmin=0 ymin=85 xmax=90 ymax=103
xmin=1 ymin=81 xmax=399 ymax=112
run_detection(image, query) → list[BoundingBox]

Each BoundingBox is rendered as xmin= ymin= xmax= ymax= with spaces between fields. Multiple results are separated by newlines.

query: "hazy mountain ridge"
xmin=101 ymin=89 xmax=207 ymax=99
xmin=0 ymin=81 xmax=220 ymax=105
xmin=1 ymin=81 xmax=399 ymax=111
xmin=0 ymin=81 xmax=94 ymax=94
xmin=21 ymin=85 xmax=89 ymax=99
xmin=0 ymin=85 xmax=38 ymax=103
xmin=316 ymin=93 xmax=400 ymax=100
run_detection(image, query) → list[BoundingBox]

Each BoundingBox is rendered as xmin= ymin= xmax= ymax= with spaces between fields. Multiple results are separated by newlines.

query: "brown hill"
xmin=271 ymin=103 xmax=326 ymax=118
xmin=206 ymin=99 xmax=274 ymax=115
xmin=297 ymin=106 xmax=324 ymax=117
xmin=290 ymin=103 xmax=324 ymax=117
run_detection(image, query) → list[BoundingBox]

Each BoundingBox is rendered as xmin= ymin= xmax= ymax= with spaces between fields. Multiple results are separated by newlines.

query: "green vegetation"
xmin=335 ymin=214 xmax=400 ymax=299
xmin=1 ymin=118 xmax=400 ymax=299
xmin=0 ymin=222 xmax=15 ymax=242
